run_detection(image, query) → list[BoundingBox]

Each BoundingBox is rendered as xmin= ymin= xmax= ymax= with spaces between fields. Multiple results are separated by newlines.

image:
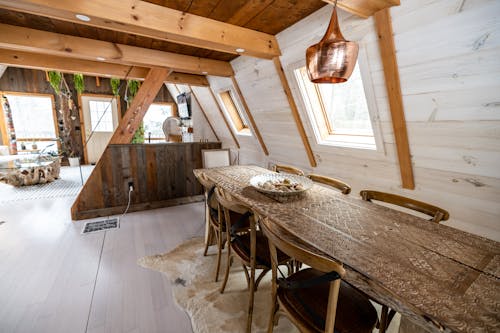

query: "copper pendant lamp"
xmin=306 ymin=0 xmax=359 ymax=83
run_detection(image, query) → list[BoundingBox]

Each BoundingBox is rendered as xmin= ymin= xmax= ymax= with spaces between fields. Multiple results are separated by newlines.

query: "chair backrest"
xmin=272 ymin=164 xmax=304 ymax=176
xmin=197 ymin=172 xmax=214 ymax=190
xmin=360 ymin=190 xmax=450 ymax=223
xmin=260 ymin=216 xmax=345 ymax=333
xmin=214 ymin=186 xmax=251 ymax=216
xmin=308 ymin=174 xmax=351 ymax=195
xmin=202 ymin=149 xmax=231 ymax=168
xmin=197 ymin=172 xmax=217 ymax=209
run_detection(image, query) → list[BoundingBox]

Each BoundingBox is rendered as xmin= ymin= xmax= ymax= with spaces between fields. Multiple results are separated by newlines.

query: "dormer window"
xmin=218 ymin=90 xmax=251 ymax=136
xmin=294 ymin=62 xmax=376 ymax=150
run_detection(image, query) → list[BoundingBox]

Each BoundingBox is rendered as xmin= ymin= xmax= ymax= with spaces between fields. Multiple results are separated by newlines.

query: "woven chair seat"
xmin=278 ymin=268 xmax=378 ymax=333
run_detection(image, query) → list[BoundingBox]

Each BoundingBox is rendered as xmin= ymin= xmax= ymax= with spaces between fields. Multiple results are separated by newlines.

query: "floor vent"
xmin=82 ymin=218 xmax=119 ymax=234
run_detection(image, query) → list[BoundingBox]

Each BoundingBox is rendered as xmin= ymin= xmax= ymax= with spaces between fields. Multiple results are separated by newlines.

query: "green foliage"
xmin=110 ymin=78 xmax=121 ymax=96
xmin=126 ymin=80 xmax=140 ymax=107
xmin=131 ymin=122 xmax=145 ymax=144
xmin=48 ymin=71 xmax=62 ymax=94
xmin=73 ymin=73 xmax=85 ymax=94
xmin=128 ymin=80 xmax=140 ymax=98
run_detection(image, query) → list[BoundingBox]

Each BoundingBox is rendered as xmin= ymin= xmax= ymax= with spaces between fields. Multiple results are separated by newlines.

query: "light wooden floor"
xmin=0 ymin=197 xmax=205 ymax=333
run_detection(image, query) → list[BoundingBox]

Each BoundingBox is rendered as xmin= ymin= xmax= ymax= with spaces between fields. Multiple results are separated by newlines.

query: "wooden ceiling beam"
xmin=0 ymin=48 xmax=148 ymax=80
xmin=230 ymin=75 xmax=269 ymax=156
xmin=273 ymin=57 xmax=317 ymax=168
xmin=0 ymin=49 xmax=209 ymax=86
xmin=187 ymin=85 xmax=220 ymax=142
xmin=0 ymin=24 xmax=233 ymax=77
xmin=0 ymin=0 xmax=281 ymax=59
xmin=166 ymin=72 xmax=209 ymax=87
xmin=0 ymin=64 xmax=6 ymax=79
xmin=208 ymin=86 xmax=240 ymax=149
xmin=374 ymin=9 xmax=414 ymax=189
xmin=322 ymin=0 xmax=400 ymax=18
xmin=110 ymin=67 xmax=171 ymax=144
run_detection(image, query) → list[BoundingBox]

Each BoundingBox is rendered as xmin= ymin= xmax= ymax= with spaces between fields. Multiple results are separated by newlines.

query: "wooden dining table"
xmin=194 ymin=165 xmax=500 ymax=333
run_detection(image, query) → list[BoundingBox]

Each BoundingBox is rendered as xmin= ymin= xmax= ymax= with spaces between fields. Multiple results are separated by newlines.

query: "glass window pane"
xmin=89 ymin=100 xmax=113 ymax=132
xmin=143 ymin=104 xmax=173 ymax=138
xmin=219 ymin=91 xmax=248 ymax=132
xmin=7 ymin=94 xmax=56 ymax=139
xmin=317 ymin=64 xmax=373 ymax=136
xmin=293 ymin=62 xmax=376 ymax=149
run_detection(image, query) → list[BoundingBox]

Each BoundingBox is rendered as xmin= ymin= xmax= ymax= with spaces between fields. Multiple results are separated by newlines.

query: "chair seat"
xmin=278 ymin=268 xmax=378 ymax=333
xmin=232 ymin=232 xmax=290 ymax=267
xmin=209 ymin=209 xmax=250 ymax=232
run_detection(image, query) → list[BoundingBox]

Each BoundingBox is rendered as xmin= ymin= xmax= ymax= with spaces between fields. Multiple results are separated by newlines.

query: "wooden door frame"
xmin=0 ymin=90 xmax=60 ymax=153
xmin=78 ymin=93 xmax=121 ymax=164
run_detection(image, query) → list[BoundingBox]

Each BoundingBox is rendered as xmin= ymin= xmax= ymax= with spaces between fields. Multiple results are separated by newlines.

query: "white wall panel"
xmin=220 ymin=1 xmax=500 ymax=240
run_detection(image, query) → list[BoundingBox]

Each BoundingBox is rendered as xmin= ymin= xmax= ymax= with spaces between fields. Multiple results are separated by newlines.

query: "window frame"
xmin=142 ymin=102 xmax=178 ymax=141
xmin=217 ymin=88 xmax=251 ymax=136
xmin=287 ymin=48 xmax=384 ymax=153
xmin=0 ymin=91 xmax=60 ymax=152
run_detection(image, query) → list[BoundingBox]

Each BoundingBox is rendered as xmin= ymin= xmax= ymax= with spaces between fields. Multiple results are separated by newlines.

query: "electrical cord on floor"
xmin=121 ymin=185 xmax=133 ymax=217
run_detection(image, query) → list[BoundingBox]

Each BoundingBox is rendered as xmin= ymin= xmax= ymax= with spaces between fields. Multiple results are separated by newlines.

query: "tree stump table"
xmin=0 ymin=158 xmax=61 ymax=186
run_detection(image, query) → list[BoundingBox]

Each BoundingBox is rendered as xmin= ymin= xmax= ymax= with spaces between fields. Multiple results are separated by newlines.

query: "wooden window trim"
xmin=0 ymin=91 xmax=60 ymax=151
xmin=295 ymin=66 xmax=375 ymax=140
xmin=218 ymin=90 xmax=249 ymax=134
xmin=78 ymin=93 xmax=121 ymax=164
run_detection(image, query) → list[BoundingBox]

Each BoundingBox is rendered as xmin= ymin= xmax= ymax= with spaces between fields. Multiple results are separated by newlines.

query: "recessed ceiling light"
xmin=104 ymin=74 xmax=111 ymax=77
xmin=235 ymin=48 xmax=245 ymax=53
xmin=201 ymin=71 xmax=208 ymax=75
xmin=75 ymin=14 xmax=91 ymax=22
xmin=96 ymin=57 xmax=106 ymax=61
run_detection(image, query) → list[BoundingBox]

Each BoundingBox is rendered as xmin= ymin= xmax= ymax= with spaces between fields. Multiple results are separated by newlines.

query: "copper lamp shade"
xmin=306 ymin=6 xmax=359 ymax=84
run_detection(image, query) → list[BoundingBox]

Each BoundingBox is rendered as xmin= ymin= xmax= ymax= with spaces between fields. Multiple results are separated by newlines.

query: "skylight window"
xmin=294 ymin=63 xmax=376 ymax=150
xmin=218 ymin=90 xmax=251 ymax=136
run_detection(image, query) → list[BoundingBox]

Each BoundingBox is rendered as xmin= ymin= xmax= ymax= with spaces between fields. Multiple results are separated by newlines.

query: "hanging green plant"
xmin=48 ymin=71 xmax=62 ymax=94
xmin=128 ymin=80 xmax=140 ymax=98
xmin=131 ymin=122 xmax=145 ymax=144
xmin=110 ymin=78 xmax=121 ymax=96
xmin=73 ymin=73 xmax=85 ymax=94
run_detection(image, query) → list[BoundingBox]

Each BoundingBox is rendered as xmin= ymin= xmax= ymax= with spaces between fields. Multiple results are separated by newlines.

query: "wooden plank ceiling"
xmin=0 ymin=0 xmax=326 ymax=62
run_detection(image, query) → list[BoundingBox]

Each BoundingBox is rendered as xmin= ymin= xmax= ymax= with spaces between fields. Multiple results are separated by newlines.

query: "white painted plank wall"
xmin=164 ymin=83 xmax=218 ymax=143
xmin=194 ymin=0 xmax=500 ymax=240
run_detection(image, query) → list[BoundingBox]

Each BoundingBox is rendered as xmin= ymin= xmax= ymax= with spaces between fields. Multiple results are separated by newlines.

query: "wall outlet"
xmin=128 ymin=181 xmax=134 ymax=191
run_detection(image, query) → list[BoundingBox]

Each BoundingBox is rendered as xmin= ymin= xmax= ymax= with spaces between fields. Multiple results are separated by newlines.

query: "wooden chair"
xmin=272 ymin=164 xmax=304 ymax=176
xmin=214 ymin=187 xmax=290 ymax=333
xmin=260 ymin=216 xmax=378 ymax=333
xmin=307 ymin=174 xmax=351 ymax=194
xmin=360 ymin=190 xmax=449 ymax=223
xmin=197 ymin=172 xmax=227 ymax=282
xmin=202 ymin=148 xmax=231 ymax=168
xmin=360 ymin=190 xmax=450 ymax=332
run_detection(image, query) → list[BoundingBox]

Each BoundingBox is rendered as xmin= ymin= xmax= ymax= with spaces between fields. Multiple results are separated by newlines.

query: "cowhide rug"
xmin=138 ymin=237 xmax=402 ymax=333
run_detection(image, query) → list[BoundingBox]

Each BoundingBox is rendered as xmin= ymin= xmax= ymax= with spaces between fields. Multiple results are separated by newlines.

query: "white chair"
xmin=202 ymin=149 xmax=231 ymax=168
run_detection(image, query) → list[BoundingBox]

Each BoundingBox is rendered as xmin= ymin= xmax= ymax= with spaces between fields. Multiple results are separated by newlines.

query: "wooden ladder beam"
xmin=110 ymin=67 xmax=171 ymax=144
xmin=374 ymin=9 xmax=415 ymax=189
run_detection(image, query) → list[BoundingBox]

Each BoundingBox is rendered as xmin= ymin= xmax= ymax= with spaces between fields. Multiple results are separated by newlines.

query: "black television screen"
xmin=177 ymin=93 xmax=191 ymax=119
